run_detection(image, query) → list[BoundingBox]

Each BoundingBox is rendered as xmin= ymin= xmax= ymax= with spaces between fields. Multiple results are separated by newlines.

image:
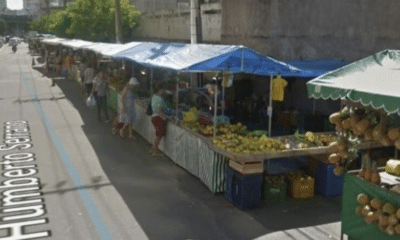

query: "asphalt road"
xmin=0 ymin=43 xmax=349 ymax=240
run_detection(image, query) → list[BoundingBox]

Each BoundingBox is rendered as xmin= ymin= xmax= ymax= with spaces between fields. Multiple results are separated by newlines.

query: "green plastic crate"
xmin=264 ymin=181 xmax=287 ymax=204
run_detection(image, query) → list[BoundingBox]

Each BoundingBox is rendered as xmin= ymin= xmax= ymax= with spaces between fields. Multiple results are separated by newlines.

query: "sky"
xmin=7 ymin=0 xmax=24 ymax=10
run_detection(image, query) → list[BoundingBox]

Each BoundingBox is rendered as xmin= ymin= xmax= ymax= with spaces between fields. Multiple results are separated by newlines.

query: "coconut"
xmin=333 ymin=166 xmax=345 ymax=176
xmin=337 ymin=140 xmax=347 ymax=151
xmin=383 ymin=203 xmax=396 ymax=215
xmin=356 ymin=119 xmax=371 ymax=133
xmin=395 ymin=139 xmax=400 ymax=151
xmin=362 ymin=205 xmax=372 ymax=217
xmin=373 ymin=124 xmax=386 ymax=141
xmin=328 ymin=153 xmax=341 ymax=164
xmin=357 ymin=193 xmax=370 ymax=206
xmin=349 ymin=115 xmax=360 ymax=128
xmin=386 ymin=225 xmax=396 ymax=236
xmin=329 ymin=112 xmax=341 ymax=124
xmin=327 ymin=142 xmax=339 ymax=153
xmin=364 ymin=128 xmax=374 ymax=141
xmin=338 ymin=150 xmax=349 ymax=159
xmin=342 ymin=118 xmax=352 ymax=130
xmin=388 ymin=127 xmax=400 ymax=141
xmin=365 ymin=211 xmax=377 ymax=224
xmin=379 ymin=215 xmax=390 ymax=228
xmin=371 ymin=198 xmax=383 ymax=210
xmin=394 ymin=224 xmax=400 ymax=235
xmin=380 ymin=135 xmax=393 ymax=147
xmin=355 ymin=205 xmax=363 ymax=216
xmin=335 ymin=123 xmax=344 ymax=133
xmin=389 ymin=214 xmax=399 ymax=226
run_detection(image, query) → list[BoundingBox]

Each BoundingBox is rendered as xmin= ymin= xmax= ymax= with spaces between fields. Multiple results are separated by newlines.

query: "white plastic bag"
xmin=86 ymin=94 xmax=96 ymax=107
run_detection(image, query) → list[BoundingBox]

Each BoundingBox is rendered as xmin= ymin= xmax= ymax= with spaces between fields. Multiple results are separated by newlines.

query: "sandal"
xmin=118 ymin=130 xmax=125 ymax=139
xmin=151 ymin=152 xmax=163 ymax=157
xmin=128 ymin=136 xmax=137 ymax=140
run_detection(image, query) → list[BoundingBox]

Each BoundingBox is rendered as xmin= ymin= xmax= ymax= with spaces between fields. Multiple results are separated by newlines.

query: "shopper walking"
xmin=83 ymin=63 xmax=95 ymax=98
xmin=92 ymin=71 xmax=110 ymax=123
xmin=119 ymin=77 xmax=140 ymax=140
xmin=150 ymin=82 xmax=173 ymax=157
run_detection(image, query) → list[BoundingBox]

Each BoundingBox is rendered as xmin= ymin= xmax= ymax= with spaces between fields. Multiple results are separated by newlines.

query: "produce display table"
xmin=132 ymin=100 xmax=228 ymax=193
xmin=341 ymin=171 xmax=400 ymax=240
xmin=209 ymin=135 xmax=383 ymax=164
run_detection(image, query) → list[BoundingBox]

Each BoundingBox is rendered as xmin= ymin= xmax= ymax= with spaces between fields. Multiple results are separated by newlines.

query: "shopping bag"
xmin=86 ymin=94 xmax=96 ymax=107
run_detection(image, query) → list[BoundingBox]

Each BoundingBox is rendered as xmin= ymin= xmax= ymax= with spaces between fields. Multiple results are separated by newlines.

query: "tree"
xmin=30 ymin=16 xmax=50 ymax=33
xmin=47 ymin=0 xmax=140 ymax=42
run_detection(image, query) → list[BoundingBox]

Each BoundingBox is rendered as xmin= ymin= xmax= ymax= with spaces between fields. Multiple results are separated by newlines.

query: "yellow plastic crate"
xmin=288 ymin=177 xmax=315 ymax=199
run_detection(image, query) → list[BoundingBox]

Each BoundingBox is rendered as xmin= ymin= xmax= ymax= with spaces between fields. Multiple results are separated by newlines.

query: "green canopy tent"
xmin=307 ymin=50 xmax=400 ymax=240
xmin=306 ymin=49 xmax=400 ymax=116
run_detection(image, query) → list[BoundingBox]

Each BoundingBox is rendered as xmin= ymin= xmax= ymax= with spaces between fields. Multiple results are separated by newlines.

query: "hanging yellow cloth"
xmin=271 ymin=75 xmax=288 ymax=101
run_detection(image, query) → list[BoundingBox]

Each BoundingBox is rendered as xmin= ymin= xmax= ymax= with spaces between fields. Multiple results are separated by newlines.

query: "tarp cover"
xmin=307 ymin=49 xmax=400 ymax=115
xmin=84 ymin=42 xmax=144 ymax=57
xmin=41 ymin=37 xmax=69 ymax=46
xmin=113 ymin=43 xmax=306 ymax=77
xmin=61 ymin=39 xmax=94 ymax=50
xmin=286 ymin=60 xmax=349 ymax=78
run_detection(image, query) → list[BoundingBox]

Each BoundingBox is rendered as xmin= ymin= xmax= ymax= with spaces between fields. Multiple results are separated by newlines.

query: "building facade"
xmin=130 ymin=0 xmax=400 ymax=61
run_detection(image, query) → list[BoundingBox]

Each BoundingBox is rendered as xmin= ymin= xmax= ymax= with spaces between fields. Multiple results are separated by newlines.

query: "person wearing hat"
xmin=119 ymin=77 xmax=140 ymax=139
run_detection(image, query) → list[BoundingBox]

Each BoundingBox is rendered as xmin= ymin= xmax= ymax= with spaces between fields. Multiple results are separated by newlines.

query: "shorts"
xmin=151 ymin=116 xmax=167 ymax=138
xmin=85 ymin=83 xmax=93 ymax=95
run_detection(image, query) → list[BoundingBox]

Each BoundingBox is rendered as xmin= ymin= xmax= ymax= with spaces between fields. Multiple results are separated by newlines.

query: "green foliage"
xmin=30 ymin=16 xmax=50 ymax=33
xmin=42 ymin=0 xmax=140 ymax=42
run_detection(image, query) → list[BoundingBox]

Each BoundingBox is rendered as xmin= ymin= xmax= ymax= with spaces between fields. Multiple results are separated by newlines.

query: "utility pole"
xmin=44 ymin=0 xmax=50 ymax=15
xmin=190 ymin=0 xmax=202 ymax=89
xmin=115 ymin=0 xmax=123 ymax=43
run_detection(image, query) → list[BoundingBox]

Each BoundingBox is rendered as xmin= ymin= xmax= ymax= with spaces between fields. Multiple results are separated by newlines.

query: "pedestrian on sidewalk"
xmin=150 ymin=82 xmax=173 ymax=157
xmin=92 ymin=71 xmax=110 ymax=123
xmin=83 ymin=63 xmax=95 ymax=98
xmin=66 ymin=51 xmax=75 ymax=80
xmin=119 ymin=77 xmax=140 ymax=140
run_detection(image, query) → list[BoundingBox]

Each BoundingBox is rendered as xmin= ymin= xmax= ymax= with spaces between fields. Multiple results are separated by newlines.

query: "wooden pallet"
xmin=229 ymin=160 xmax=263 ymax=174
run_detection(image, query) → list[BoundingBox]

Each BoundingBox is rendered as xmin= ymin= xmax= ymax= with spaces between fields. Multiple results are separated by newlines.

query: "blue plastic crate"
xmin=225 ymin=166 xmax=263 ymax=209
xmin=264 ymin=157 xmax=308 ymax=175
xmin=315 ymin=161 xmax=344 ymax=198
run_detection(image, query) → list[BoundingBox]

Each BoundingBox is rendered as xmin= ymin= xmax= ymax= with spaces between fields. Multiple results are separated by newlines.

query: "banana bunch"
xmin=183 ymin=107 xmax=199 ymax=122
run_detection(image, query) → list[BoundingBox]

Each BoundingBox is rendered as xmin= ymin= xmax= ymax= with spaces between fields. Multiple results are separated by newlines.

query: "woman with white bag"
xmin=119 ymin=77 xmax=140 ymax=140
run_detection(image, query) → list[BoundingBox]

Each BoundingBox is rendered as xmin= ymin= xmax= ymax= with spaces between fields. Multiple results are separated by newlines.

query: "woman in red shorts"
xmin=150 ymin=83 xmax=173 ymax=157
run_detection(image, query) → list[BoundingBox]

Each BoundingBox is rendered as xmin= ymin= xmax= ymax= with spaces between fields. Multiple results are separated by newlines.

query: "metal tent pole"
xmin=268 ymin=74 xmax=273 ymax=137
xmin=150 ymin=68 xmax=154 ymax=96
xmin=213 ymin=84 xmax=218 ymax=138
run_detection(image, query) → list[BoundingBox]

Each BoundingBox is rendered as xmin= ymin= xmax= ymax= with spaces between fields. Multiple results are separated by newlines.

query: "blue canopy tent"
xmin=285 ymin=59 xmax=350 ymax=78
xmin=113 ymin=42 xmax=312 ymax=136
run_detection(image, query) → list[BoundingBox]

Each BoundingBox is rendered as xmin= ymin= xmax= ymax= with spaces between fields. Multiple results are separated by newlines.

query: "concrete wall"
xmin=221 ymin=0 xmax=400 ymax=61
xmin=134 ymin=2 xmax=221 ymax=43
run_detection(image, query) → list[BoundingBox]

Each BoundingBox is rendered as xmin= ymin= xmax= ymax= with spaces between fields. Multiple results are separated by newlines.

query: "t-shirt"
xmin=66 ymin=55 xmax=74 ymax=66
xmin=151 ymin=95 xmax=172 ymax=118
xmin=84 ymin=68 xmax=95 ymax=84
xmin=94 ymin=77 xmax=108 ymax=96
xmin=271 ymin=76 xmax=288 ymax=102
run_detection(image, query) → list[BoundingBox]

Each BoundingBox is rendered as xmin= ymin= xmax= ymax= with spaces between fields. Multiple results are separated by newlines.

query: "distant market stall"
xmin=307 ymin=49 xmax=400 ymax=240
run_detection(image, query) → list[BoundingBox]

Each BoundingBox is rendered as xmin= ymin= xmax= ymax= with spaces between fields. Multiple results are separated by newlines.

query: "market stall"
xmin=113 ymin=43 xmax=314 ymax=192
xmin=306 ymin=49 xmax=400 ymax=239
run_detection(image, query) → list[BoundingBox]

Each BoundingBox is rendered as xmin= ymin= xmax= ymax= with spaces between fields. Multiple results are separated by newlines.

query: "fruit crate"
xmin=264 ymin=178 xmax=287 ymax=204
xmin=315 ymin=161 xmax=344 ymax=198
xmin=225 ymin=166 xmax=263 ymax=209
xmin=287 ymin=175 xmax=315 ymax=199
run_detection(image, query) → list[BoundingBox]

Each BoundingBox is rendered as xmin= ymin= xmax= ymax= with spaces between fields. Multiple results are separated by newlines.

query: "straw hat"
xmin=128 ymin=77 xmax=140 ymax=86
